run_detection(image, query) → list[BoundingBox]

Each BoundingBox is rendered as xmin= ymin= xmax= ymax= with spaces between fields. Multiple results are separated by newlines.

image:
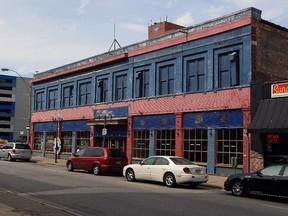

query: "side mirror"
xmin=139 ymin=161 xmax=144 ymax=165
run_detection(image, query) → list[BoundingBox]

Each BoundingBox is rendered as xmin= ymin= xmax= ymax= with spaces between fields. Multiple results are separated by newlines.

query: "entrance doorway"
xmin=95 ymin=138 xmax=126 ymax=153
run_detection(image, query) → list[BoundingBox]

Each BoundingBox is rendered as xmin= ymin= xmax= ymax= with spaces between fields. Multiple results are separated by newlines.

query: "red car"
xmin=66 ymin=147 xmax=128 ymax=175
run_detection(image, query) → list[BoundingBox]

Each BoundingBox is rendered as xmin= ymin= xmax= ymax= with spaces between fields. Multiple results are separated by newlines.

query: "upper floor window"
xmin=63 ymin=85 xmax=74 ymax=107
xmin=136 ymin=70 xmax=149 ymax=98
xmin=115 ymin=74 xmax=127 ymax=101
xmin=48 ymin=89 xmax=58 ymax=109
xmin=35 ymin=91 xmax=45 ymax=111
xmin=97 ymin=78 xmax=108 ymax=103
xmin=187 ymin=58 xmax=205 ymax=92
xmin=159 ymin=64 xmax=174 ymax=95
xmin=218 ymin=51 xmax=239 ymax=88
xmin=79 ymin=82 xmax=91 ymax=105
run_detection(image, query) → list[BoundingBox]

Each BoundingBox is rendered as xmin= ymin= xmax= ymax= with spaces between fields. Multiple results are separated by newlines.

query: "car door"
xmin=277 ymin=165 xmax=288 ymax=196
xmin=72 ymin=148 xmax=86 ymax=169
xmin=248 ymin=165 xmax=283 ymax=194
xmin=136 ymin=157 xmax=155 ymax=181
xmin=0 ymin=144 xmax=12 ymax=158
xmin=150 ymin=157 xmax=169 ymax=182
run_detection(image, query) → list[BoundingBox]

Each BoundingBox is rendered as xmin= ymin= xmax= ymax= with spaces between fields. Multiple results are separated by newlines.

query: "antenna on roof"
xmin=109 ymin=23 xmax=122 ymax=51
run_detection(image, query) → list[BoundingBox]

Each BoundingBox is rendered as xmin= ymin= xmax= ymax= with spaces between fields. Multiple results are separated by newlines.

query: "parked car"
xmin=0 ymin=142 xmax=32 ymax=161
xmin=224 ymin=164 xmax=288 ymax=197
xmin=123 ymin=156 xmax=208 ymax=187
xmin=66 ymin=147 xmax=128 ymax=175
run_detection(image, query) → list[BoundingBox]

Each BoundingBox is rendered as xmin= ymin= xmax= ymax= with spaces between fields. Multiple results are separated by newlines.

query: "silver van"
xmin=0 ymin=142 xmax=32 ymax=161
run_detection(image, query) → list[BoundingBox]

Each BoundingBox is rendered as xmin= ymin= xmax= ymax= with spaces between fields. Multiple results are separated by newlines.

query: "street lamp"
xmin=1 ymin=68 xmax=31 ymax=144
xmin=95 ymin=110 xmax=114 ymax=147
xmin=52 ymin=114 xmax=63 ymax=163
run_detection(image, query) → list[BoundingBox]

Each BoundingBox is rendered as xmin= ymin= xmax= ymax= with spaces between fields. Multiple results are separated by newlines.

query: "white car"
xmin=123 ymin=156 xmax=208 ymax=187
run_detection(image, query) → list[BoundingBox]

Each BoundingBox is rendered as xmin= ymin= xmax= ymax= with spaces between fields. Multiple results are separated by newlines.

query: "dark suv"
xmin=66 ymin=147 xmax=128 ymax=175
xmin=0 ymin=142 xmax=33 ymax=161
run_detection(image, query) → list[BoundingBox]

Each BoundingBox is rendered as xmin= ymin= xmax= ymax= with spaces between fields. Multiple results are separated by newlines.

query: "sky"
xmin=0 ymin=0 xmax=288 ymax=78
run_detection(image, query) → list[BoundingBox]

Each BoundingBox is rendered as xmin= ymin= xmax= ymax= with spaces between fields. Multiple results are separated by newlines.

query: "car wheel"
xmin=93 ymin=164 xmax=100 ymax=175
xmin=126 ymin=168 xmax=135 ymax=181
xmin=67 ymin=161 xmax=74 ymax=172
xmin=231 ymin=180 xmax=245 ymax=196
xmin=164 ymin=173 xmax=176 ymax=187
xmin=8 ymin=154 xmax=14 ymax=161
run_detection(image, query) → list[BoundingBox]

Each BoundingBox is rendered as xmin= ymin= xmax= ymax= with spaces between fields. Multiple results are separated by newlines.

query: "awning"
xmin=248 ymin=98 xmax=288 ymax=133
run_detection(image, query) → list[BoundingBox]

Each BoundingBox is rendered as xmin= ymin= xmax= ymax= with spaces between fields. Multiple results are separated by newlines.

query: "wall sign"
xmin=266 ymin=134 xmax=280 ymax=143
xmin=271 ymin=82 xmax=288 ymax=98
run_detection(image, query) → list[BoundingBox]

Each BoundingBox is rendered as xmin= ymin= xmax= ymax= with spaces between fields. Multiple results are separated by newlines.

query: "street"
xmin=0 ymin=159 xmax=287 ymax=216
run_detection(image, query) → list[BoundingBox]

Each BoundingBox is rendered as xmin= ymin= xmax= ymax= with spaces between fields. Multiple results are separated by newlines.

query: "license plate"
xmin=116 ymin=161 xmax=121 ymax=165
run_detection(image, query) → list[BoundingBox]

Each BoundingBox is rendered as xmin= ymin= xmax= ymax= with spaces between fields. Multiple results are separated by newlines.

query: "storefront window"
xmin=33 ymin=132 xmax=44 ymax=151
xmin=217 ymin=128 xmax=243 ymax=166
xmin=46 ymin=131 xmax=57 ymax=152
xmin=76 ymin=131 xmax=90 ymax=152
xmin=61 ymin=131 xmax=72 ymax=153
xmin=132 ymin=130 xmax=149 ymax=159
xmin=155 ymin=129 xmax=175 ymax=156
xmin=183 ymin=128 xmax=208 ymax=163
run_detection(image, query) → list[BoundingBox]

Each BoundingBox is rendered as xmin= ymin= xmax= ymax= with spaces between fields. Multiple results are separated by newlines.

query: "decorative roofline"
xmin=34 ymin=7 xmax=262 ymax=80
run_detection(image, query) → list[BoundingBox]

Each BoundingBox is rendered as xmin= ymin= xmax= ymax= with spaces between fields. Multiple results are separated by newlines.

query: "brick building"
xmin=30 ymin=7 xmax=288 ymax=175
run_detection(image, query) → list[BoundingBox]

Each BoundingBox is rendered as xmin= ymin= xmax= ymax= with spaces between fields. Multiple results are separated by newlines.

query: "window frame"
xmin=114 ymin=72 xmax=127 ymax=101
xmin=47 ymin=87 xmax=58 ymax=110
xmin=214 ymin=46 xmax=242 ymax=89
xmin=62 ymin=83 xmax=74 ymax=108
xmin=96 ymin=76 xmax=109 ymax=103
xmin=77 ymin=79 xmax=92 ymax=106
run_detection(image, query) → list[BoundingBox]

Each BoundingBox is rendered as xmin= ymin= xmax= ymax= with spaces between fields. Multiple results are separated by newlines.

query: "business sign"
xmin=271 ymin=82 xmax=288 ymax=98
xmin=266 ymin=134 xmax=280 ymax=143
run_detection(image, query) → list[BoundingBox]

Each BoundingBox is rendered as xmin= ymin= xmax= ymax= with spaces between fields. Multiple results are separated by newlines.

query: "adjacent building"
xmin=0 ymin=74 xmax=31 ymax=142
xmin=30 ymin=7 xmax=288 ymax=175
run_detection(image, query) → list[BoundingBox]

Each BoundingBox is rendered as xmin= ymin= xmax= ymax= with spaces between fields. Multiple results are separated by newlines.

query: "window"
xmin=136 ymin=70 xmax=149 ymax=98
xmin=97 ymin=78 xmax=108 ymax=103
xmin=63 ymin=86 xmax=74 ymax=107
xmin=187 ymin=58 xmax=205 ymax=92
xmin=45 ymin=132 xmax=57 ymax=152
xmin=218 ymin=51 xmax=239 ymax=88
xmin=48 ymin=89 xmax=58 ymax=109
xmin=261 ymin=166 xmax=283 ymax=176
xmin=132 ymin=130 xmax=150 ymax=159
xmin=33 ymin=132 xmax=44 ymax=151
xmin=36 ymin=91 xmax=45 ymax=111
xmin=79 ymin=82 xmax=91 ymax=105
xmin=183 ymin=129 xmax=208 ymax=163
xmin=61 ymin=131 xmax=72 ymax=153
xmin=76 ymin=131 xmax=90 ymax=153
xmin=159 ymin=65 xmax=174 ymax=95
xmin=115 ymin=74 xmax=127 ymax=101
xmin=155 ymin=129 xmax=175 ymax=156
xmin=217 ymin=128 xmax=243 ymax=166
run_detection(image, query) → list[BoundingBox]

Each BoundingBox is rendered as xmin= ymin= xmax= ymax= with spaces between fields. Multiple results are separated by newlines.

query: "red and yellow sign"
xmin=271 ymin=82 xmax=288 ymax=98
xmin=266 ymin=134 xmax=280 ymax=143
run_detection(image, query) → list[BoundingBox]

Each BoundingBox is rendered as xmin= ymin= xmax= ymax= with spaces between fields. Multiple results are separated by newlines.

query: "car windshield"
xmin=170 ymin=157 xmax=194 ymax=165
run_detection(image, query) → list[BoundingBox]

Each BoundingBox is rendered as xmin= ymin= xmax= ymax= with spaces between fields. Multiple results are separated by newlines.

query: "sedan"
xmin=123 ymin=156 xmax=208 ymax=187
xmin=224 ymin=164 xmax=288 ymax=197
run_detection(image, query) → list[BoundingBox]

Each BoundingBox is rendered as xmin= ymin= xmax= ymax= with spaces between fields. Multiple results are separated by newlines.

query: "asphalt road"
xmin=0 ymin=160 xmax=287 ymax=216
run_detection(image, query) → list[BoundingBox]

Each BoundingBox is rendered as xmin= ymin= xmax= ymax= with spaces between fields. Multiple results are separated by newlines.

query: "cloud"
xmin=77 ymin=0 xmax=91 ymax=14
xmin=174 ymin=13 xmax=194 ymax=26
xmin=121 ymin=23 xmax=147 ymax=33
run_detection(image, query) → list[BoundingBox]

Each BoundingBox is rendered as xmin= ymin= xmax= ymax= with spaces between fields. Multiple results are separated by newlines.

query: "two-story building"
xmin=30 ymin=7 xmax=288 ymax=175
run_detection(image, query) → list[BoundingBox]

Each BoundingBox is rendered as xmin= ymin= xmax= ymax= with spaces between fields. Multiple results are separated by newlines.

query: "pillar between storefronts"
xmin=149 ymin=130 xmax=154 ymax=156
xmin=207 ymin=127 xmax=215 ymax=174
xmin=71 ymin=131 xmax=76 ymax=154
xmin=175 ymin=112 xmax=183 ymax=157
xmin=42 ymin=132 xmax=47 ymax=157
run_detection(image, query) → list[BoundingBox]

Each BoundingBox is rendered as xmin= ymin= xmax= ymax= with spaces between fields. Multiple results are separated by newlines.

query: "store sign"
xmin=271 ymin=82 xmax=288 ymax=98
xmin=266 ymin=134 xmax=280 ymax=143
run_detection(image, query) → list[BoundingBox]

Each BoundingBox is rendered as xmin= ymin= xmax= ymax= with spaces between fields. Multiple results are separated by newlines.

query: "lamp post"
xmin=1 ymin=68 xmax=31 ymax=144
xmin=52 ymin=114 xmax=63 ymax=163
xmin=95 ymin=110 xmax=114 ymax=147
